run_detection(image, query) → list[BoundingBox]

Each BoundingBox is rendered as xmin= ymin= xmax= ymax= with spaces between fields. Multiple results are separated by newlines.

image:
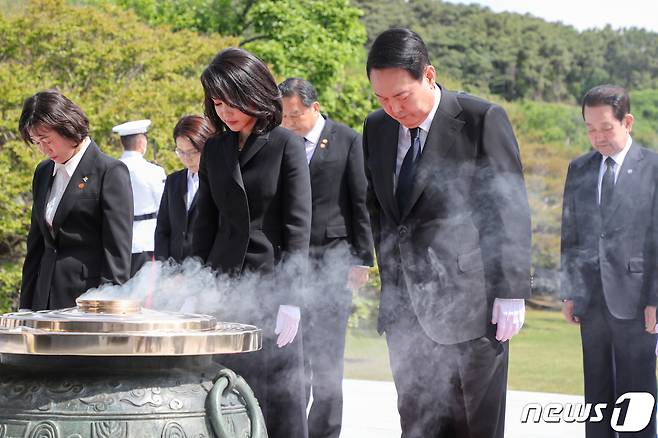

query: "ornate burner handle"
xmin=209 ymin=368 xmax=268 ymax=438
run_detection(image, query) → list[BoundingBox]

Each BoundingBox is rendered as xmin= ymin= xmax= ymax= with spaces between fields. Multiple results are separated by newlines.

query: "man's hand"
xmin=346 ymin=266 xmax=369 ymax=290
xmin=562 ymin=299 xmax=580 ymax=325
xmin=644 ymin=306 xmax=657 ymax=333
xmin=275 ymin=305 xmax=301 ymax=348
xmin=491 ymin=298 xmax=525 ymax=342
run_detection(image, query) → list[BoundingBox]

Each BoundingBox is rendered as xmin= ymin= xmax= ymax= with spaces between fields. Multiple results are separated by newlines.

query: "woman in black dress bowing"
xmin=192 ymin=48 xmax=311 ymax=438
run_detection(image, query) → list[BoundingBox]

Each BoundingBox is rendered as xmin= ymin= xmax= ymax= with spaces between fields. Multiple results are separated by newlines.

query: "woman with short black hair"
xmin=192 ymin=48 xmax=311 ymax=438
xmin=18 ymin=89 xmax=133 ymax=310
xmin=155 ymin=115 xmax=214 ymax=263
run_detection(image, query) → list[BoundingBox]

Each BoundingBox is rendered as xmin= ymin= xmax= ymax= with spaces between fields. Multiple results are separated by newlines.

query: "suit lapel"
xmin=373 ymin=115 xmax=401 ymax=222
xmin=604 ymin=142 xmax=642 ymax=226
xmin=573 ymin=152 xmax=602 ymax=231
xmin=51 ymin=141 xmax=99 ymax=235
xmin=224 ymin=132 xmax=250 ymax=230
xmin=222 ymin=133 xmax=245 ymax=192
xmin=34 ymin=161 xmax=56 ymax=245
xmin=239 ymin=132 xmax=269 ymax=168
xmin=175 ymin=170 xmax=189 ymax=227
xmin=309 ymin=117 xmax=332 ymax=172
xmin=400 ymin=90 xmax=465 ymax=219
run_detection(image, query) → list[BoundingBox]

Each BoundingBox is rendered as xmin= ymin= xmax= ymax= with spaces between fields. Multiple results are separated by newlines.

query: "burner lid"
xmin=0 ymin=299 xmax=261 ymax=356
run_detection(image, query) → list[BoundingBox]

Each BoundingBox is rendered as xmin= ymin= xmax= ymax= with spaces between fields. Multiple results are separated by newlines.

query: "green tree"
xmin=74 ymin=0 xmax=369 ymax=126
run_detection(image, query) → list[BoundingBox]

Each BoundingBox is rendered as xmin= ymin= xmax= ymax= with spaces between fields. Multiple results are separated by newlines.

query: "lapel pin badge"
xmin=83 ymin=176 xmax=88 ymax=182
xmin=627 ymin=169 xmax=633 ymax=174
xmin=78 ymin=183 xmax=86 ymax=189
xmin=320 ymin=139 xmax=328 ymax=149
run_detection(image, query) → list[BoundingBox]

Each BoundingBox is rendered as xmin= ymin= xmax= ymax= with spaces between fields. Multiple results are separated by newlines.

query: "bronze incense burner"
xmin=0 ymin=299 xmax=266 ymax=438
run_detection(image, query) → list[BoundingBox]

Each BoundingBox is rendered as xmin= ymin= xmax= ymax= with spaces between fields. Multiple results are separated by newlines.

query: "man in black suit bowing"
xmin=363 ymin=29 xmax=531 ymax=438
xmin=561 ymin=84 xmax=658 ymax=438
xmin=279 ymin=78 xmax=374 ymax=438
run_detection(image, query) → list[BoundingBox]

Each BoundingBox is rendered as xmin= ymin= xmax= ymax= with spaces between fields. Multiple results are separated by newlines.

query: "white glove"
xmin=275 ymin=305 xmax=301 ymax=348
xmin=17 ymin=308 xmax=32 ymax=313
xmin=491 ymin=298 xmax=525 ymax=342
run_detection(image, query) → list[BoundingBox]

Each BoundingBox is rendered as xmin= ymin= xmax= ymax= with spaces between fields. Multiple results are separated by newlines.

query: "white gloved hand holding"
xmin=275 ymin=305 xmax=301 ymax=348
xmin=491 ymin=298 xmax=525 ymax=342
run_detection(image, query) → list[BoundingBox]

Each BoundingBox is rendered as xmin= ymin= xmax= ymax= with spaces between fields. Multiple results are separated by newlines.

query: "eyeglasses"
xmin=283 ymin=108 xmax=312 ymax=121
xmin=29 ymin=135 xmax=52 ymax=147
xmin=175 ymin=148 xmax=200 ymax=159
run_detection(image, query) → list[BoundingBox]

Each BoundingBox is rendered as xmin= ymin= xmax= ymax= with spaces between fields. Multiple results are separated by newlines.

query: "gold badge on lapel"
xmin=320 ymin=138 xmax=328 ymax=149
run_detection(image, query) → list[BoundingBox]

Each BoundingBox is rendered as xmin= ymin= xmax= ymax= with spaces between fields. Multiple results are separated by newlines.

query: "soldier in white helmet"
xmin=112 ymin=119 xmax=166 ymax=276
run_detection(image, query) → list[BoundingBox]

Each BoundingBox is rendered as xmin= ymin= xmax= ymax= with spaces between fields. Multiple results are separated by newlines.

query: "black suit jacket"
xmin=560 ymin=142 xmax=658 ymax=318
xmin=308 ymin=117 xmax=374 ymax=266
xmin=364 ymin=88 xmax=532 ymax=345
xmin=154 ymin=169 xmax=198 ymax=263
xmin=192 ymin=126 xmax=312 ymax=309
xmin=20 ymin=141 xmax=133 ymax=310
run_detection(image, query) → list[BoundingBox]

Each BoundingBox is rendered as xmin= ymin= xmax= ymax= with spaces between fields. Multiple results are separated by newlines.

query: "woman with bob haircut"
xmin=18 ymin=89 xmax=133 ymax=311
xmin=192 ymin=48 xmax=311 ymax=438
xmin=155 ymin=115 xmax=214 ymax=263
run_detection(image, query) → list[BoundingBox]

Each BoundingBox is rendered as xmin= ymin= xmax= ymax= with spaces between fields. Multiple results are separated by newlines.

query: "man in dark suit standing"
xmin=561 ymin=84 xmax=658 ymax=438
xmin=363 ymin=29 xmax=531 ymax=438
xmin=279 ymin=78 xmax=374 ymax=438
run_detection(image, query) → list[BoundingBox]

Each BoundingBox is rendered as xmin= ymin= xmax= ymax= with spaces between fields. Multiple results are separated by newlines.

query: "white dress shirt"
xmin=597 ymin=136 xmax=632 ymax=204
xmin=394 ymin=86 xmax=442 ymax=189
xmin=119 ymin=150 xmax=166 ymax=253
xmin=303 ymin=115 xmax=327 ymax=164
xmin=186 ymin=170 xmax=199 ymax=211
xmin=45 ymin=137 xmax=91 ymax=228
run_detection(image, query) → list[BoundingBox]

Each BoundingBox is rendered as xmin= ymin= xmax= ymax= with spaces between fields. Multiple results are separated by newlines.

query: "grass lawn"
xmin=344 ymin=309 xmax=588 ymax=394
xmin=507 ymin=309 xmax=583 ymax=394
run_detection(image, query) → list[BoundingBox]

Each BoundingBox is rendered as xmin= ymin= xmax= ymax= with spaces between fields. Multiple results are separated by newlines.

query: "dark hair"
xmin=366 ymin=28 xmax=431 ymax=80
xmin=120 ymin=133 xmax=145 ymax=151
xmin=278 ymin=78 xmax=318 ymax=107
xmin=173 ymin=115 xmax=215 ymax=152
xmin=581 ymin=84 xmax=630 ymax=122
xmin=19 ymin=89 xmax=89 ymax=144
xmin=200 ymin=48 xmax=282 ymax=135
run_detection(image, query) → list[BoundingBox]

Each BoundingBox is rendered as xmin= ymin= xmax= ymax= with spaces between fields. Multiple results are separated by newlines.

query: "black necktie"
xmin=600 ymin=157 xmax=615 ymax=211
xmin=396 ymin=127 xmax=420 ymax=212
